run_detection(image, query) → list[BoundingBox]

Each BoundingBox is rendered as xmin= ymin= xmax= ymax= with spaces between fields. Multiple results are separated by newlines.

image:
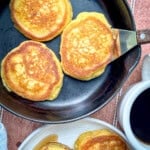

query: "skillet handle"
xmin=137 ymin=29 xmax=150 ymax=44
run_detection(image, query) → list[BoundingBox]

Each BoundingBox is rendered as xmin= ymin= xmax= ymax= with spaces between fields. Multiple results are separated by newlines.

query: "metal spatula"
xmin=113 ymin=29 xmax=150 ymax=56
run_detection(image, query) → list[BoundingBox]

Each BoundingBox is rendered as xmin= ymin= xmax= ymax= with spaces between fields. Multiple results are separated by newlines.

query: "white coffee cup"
xmin=117 ymin=55 xmax=150 ymax=150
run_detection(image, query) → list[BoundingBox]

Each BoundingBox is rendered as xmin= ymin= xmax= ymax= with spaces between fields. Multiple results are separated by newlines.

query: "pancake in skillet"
xmin=1 ymin=41 xmax=63 ymax=101
xmin=10 ymin=0 xmax=72 ymax=41
xmin=74 ymin=129 xmax=129 ymax=150
xmin=60 ymin=12 xmax=115 ymax=80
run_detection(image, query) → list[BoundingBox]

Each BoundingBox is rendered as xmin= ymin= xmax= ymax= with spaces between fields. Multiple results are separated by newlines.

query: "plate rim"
xmin=18 ymin=117 xmax=131 ymax=150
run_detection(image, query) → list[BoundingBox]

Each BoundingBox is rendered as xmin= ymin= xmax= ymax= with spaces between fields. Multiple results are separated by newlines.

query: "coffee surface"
xmin=130 ymin=88 xmax=150 ymax=144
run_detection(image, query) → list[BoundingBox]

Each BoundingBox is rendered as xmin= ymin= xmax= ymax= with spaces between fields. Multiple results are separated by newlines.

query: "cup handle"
xmin=142 ymin=54 xmax=150 ymax=81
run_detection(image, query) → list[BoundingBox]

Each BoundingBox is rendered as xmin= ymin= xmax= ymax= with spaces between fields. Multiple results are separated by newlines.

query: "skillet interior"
xmin=0 ymin=0 xmax=141 ymax=123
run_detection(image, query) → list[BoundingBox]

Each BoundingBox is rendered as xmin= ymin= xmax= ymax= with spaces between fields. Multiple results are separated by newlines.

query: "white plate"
xmin=18 ymin=117 xmax=132 ymax=150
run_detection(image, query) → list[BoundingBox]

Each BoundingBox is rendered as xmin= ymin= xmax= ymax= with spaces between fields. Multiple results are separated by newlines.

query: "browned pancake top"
xmin=2 ymin=41 xmax=63 ymax=101
xmin=74 ymin=129 xmax=129 ymax=150
xmin=60 ymin=12 xmax=114 ymax=80
xmin=80 ymin=135 xmax=127 ymax=150
xmin=10 ymin=0 xmax=72 ymax=41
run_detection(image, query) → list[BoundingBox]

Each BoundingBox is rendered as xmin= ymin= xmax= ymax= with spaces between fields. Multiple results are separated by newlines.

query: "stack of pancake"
xmin=1 ymin=0 xmax=120 ymax=101
xmin=33 ymin=129 xmax=129 ymax=150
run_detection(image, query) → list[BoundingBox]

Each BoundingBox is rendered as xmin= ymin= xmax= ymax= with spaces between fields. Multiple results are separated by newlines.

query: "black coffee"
xmin=130 ymin=88 xmax=150 ymax=144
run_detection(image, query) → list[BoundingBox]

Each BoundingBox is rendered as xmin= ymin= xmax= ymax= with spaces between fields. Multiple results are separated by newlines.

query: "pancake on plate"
xmin=60 ymin=12 xmax=116 ymax=80
xmin=1 ymin=40 xmax=63 ymax=101
xmin=9 ymin=0 xmax=72 ymax=41
xmin=74 ymin=129 xmax=129 ymax=150
xmin=38 ymin=142 xmax=72 ymax=150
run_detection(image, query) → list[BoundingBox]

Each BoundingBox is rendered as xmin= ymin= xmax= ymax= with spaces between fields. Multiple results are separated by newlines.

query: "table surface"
xmin=1 ymin=0 xmax=150 ymax=149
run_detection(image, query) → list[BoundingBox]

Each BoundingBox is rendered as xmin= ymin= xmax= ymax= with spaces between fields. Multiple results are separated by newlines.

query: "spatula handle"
xmin=137 ymin=29 xmax=150 ymax=44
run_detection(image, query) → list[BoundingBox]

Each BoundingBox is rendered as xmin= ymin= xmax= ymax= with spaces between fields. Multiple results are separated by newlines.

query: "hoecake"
xmin=1 ymin=40 xmax=63 ymax=101
xmin=60 ymin=12 xmax=115 ymax=81
xmin=74 ymin=129 xmax=129 ymax=150
xmin=38 ymin=142 xmax=72 ymax=150
xmin=10 ymin=0 xmax=72 ymax=41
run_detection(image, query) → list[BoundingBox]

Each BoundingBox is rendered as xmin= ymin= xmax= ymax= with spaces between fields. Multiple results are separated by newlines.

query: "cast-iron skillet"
xmin=0 ymin=0 xmax=141 ymax=123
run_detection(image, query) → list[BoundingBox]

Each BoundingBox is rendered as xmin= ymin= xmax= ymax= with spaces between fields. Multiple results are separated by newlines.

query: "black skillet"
xmin=0 ymin=0 xmax=141 ymax=123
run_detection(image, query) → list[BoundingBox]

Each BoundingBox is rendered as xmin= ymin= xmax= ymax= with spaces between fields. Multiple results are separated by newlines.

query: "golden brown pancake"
xmin=60 ymin=12 xmax=115 ymax=80
xmin=39 ymin=142 xmax=72 ymax=150
xmin=1 ymin=41 xmax=63 ymax=101
xmin=74 ymin=129 xmax=129 ymax=150
xmin=10 ymin=0 xmax=72 ymax=41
